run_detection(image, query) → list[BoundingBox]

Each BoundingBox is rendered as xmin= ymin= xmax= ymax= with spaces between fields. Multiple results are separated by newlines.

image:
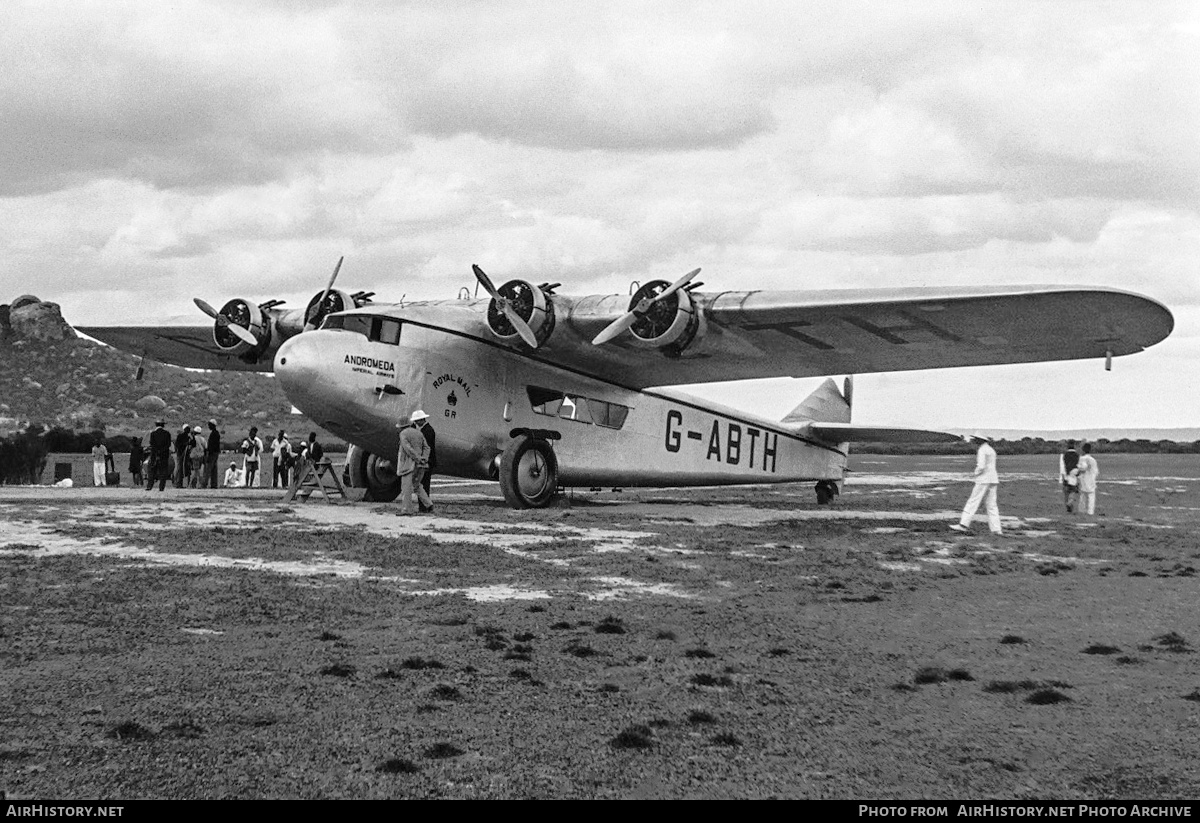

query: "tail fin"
xmin=782 ymin=375 xmax=961 ymax=445
xmin=781 ymin=377 xmax=851 ymax=425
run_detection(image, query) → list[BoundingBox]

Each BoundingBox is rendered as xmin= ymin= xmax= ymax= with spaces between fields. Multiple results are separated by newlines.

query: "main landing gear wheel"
xmin=499 ymin=436 xmax=559 ymax=509
xmin=346 ymin=444 xmax=402 ymax=502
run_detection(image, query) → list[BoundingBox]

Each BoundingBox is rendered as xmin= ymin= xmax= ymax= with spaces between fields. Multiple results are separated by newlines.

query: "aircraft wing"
xmin=75 ymin=326 xmax=273 ymax=372
xmin=564 ymin=285 xmax=1174 ymax=387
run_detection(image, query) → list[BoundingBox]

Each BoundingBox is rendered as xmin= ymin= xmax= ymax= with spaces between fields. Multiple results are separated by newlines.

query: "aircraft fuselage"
xmin=274 ymin=308 xmax=847 ymax=489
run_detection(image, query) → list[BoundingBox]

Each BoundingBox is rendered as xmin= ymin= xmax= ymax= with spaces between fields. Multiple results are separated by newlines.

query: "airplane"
xmin=78 ymin=262 xmax=1174 ymax=508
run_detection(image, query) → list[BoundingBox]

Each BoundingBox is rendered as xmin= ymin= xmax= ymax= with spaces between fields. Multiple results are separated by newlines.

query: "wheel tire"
xmin=346 ymin=444 xmax=402 ymax=502
xmin=499 ymin=436 xmax=558 ymax=509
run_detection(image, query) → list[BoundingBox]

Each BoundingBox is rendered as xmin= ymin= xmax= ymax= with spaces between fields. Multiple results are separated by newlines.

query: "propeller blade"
xmin=225 ymin=322 xmax=257 ymax=346
xmin=472 ymin=264 xmax=502 ymax=301
xmin=652 ymin=267 xmax=701 ymax=303
xmin=503 ymin=304 xmax=540 ymax=348
xmin=304 ymin=256 xmax=345 ymax=331
xmin=194 ymin=298 xmax=219 ymax=319
xmin=592 ymin=312 xmax=640 ymax=346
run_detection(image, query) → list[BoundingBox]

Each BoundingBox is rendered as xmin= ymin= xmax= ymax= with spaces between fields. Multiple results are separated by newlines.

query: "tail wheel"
xmin=346 ymin=444 xmax=402 ymax=502
xmin=499 ymin=436 xmax=558 ymax=509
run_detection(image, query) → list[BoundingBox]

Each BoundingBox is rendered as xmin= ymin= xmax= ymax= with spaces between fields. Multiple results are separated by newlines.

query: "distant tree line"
xmin=860 ymin=437 xmax=1200 ymax=455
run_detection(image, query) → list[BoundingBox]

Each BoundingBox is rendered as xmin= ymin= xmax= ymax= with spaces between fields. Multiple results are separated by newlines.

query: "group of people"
xmin=952 ymin=434 xmax=1101 ymax=536
xmin=122 ymin=420 xmax=324 ymax=492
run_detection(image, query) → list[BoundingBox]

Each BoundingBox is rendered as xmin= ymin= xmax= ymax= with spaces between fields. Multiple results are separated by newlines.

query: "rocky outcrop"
xmin=8 ymin=296 xmax=75 ymax=342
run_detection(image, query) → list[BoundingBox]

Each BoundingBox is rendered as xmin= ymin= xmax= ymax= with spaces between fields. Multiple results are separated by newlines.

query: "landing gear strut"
xmin=815 ymin=479 xmax=839 ymax=506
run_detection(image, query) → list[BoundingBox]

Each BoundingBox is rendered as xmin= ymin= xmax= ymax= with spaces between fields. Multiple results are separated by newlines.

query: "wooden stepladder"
xmin=281 ymin=459 xmax=354 ymax=503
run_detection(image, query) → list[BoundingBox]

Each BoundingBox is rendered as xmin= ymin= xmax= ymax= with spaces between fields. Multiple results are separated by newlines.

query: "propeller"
xmin=304 ymin=256 xmax=345 ymax=331
xmin=472 ymin=264 xmax=540 ymax=348
xmin=592 ymin=267 xmax=701 ymax=346
xmin=193 ymin=297 xmax=257 ymax=345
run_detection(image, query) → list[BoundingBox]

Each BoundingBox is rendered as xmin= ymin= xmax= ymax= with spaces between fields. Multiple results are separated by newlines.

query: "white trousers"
xmin=93 ymin=462 xmax=106 ymax=487
xmin=960 ymin=482 xmax=1001 ymax=534
xmin=1079 ymin=491 xmax=1096 ymax=515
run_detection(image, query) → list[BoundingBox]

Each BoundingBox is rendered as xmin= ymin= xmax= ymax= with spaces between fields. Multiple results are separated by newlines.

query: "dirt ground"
xmin=2 ymin=453 xmax=1198 ymax=799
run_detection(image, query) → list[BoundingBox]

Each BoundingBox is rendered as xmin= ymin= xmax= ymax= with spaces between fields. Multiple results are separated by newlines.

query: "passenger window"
xmin=559 ymin=396 xmax=592 ymax=424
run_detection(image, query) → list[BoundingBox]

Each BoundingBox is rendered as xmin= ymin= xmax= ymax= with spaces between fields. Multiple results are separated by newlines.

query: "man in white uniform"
xmin=1077 ymin=443 xmax=1100 ymax=515
xmin=951 ymin=433 xmax=1003 ymax=535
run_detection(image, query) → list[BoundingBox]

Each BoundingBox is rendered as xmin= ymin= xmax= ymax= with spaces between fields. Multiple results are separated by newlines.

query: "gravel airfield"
xmin=2 ymin=453 xmax=1199 ymax=800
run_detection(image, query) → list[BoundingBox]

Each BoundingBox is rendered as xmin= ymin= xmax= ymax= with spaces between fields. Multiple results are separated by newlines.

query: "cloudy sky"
xmin=2 ymin=1 xmax=1197 ymax=431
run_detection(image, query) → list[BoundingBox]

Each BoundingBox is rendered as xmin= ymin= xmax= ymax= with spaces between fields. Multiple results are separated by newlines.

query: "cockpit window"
xmin=322 ymin=314 xmax=402 ymax=345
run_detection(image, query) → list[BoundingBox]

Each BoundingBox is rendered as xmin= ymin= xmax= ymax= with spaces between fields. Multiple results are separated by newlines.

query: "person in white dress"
xmin=1077 ymin=443 xmax=1100 ymax=515
xmin=951 ymin=433 xmax=1003 ymax=536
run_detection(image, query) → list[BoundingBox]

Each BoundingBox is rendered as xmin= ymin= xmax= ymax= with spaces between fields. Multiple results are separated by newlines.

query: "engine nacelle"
xmin=211 ymin=298 xmax=272 ymax=359
xmin=626 ymin=280 xmax=706 ymax=356
xmin=486 ymin=280 xmax=556 ymax=347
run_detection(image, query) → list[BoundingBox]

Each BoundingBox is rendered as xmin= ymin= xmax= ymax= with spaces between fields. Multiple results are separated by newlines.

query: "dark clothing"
xmin=148 ymin=427 xmax=172 ymax=491
xmin=207 ymin=428 xmax=221 ymax=489
xmin=420 ymin=423 xmax=436 ymax=506
xmin=128 ymin=442 xmax=145 ymax=487
xmin=173 ymin=431 xmax=192 ymax=488
xmin=1062 ymin=449 xmax=1079 ymax=474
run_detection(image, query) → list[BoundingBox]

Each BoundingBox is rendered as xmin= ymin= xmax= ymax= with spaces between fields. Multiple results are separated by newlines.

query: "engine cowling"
xmin=304 ymin=288 xmax=359 ymax=331
xmin=486 ymin=280 xmax=556 ymax=346
xmin=211 ymin=298 xmax=272 ymax=358
xmin=625 ymin=280 xmax=705 ymax=356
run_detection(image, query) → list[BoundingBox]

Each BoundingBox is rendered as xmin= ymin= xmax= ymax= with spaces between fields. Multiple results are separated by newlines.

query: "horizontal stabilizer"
xmin=789 ymin=422 xmax=964 ymax=444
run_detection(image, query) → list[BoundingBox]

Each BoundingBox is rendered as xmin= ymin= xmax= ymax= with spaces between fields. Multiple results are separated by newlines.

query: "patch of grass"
xmin=691 ymin=673 xmax=734 ymax=687
xmin=1182 ymin=690 xmax=1200 ymax=703
xmin=504 ymin=651 xmax=531 ymax=661
xmin=1153 ymin=632 xmax=1193 ymax=653
xmin=648 ymin=718 xmax=671 ymax=728
xmin=550 ymin=621 xmax=573 ymax=630
xmin=610 ymin=725 xmax=654 ymax=750
xmin=684 ymin=648 xmax=715 ymax=659
xmin=1025 ymin=688 xmax=1072 ymax=705
xmin=526 ymin=605 xmax=546 ymax=613
xmin=767 ymin=647 xmax=790 ymax=657
xmin=842 ymin=594 xmax=884 ymax=603
xmin=595 ymin=616 xmax=627 ymax=635
xmin=999 ymin=635 xmax=1027 ymax=645
xmin=564 ymin=643 xmax=598 ymax=658
xmin=513 ymin=632 xmax=535 ymax=642
xmin=599 ymin=683 xmax=620 ymax=693
xmin=688 ymin=710 xmax=717 ymax=724
xmin=378 ymin=758 xmax=420 ymax=774
xmin=890 ymin=683 xmax=917 ymax=692
xmin=914 ymin=667 xmax=948 ymax=684
xmin=655 ymin=630 xmax=677 ymax=641
xmin=108 ymin=721 xmax=155 ymax=741
xmin=318 ymin=631 xmax=341 ymax=641
xmin=1115 ymin=656 xmax=1142 ymax=666
xmin=400 ymin=656 xmax=445 ymax=670
xmin=947 ymin=668 xmax=974 ymax=681
xmin=509 ymin=669 xmax=532 ymax=680
xmin=711 ymin=733 xmax=742 ymax=747
xmin=320 ymin=663 xmax=356 ymax=677
xmin=424 ymin=742 xmax=465 ymax=759
xmin=429 ymin=684 xmax=462 ymax=701
xmin=1082 ymin=644 xmax=1121 ymax=655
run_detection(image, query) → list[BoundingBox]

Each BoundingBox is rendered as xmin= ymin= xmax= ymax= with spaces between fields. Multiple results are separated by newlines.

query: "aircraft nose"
xmin=275 ymin=333 xmax=325 ymax=406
